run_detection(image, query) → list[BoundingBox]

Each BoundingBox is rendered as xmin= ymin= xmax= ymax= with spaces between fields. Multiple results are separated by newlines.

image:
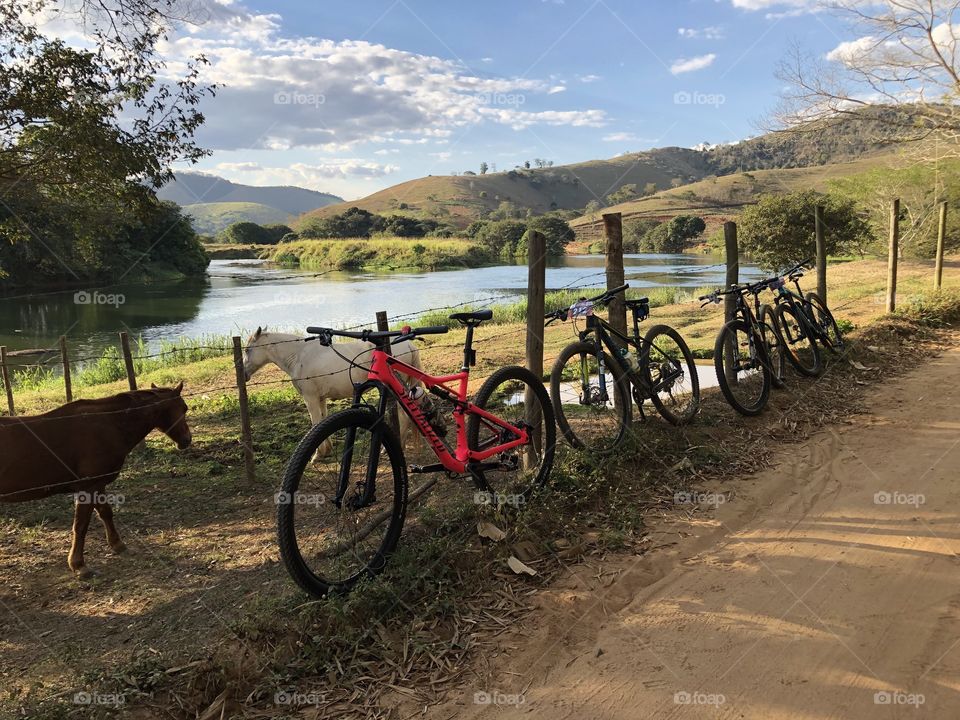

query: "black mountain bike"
xmin=770 ymin=260 xmax=844 ymax=374
xmin=700 ymin=278 xmax=784 ymax=416
xmin=545 ymin=284 xmax=700 ymax=454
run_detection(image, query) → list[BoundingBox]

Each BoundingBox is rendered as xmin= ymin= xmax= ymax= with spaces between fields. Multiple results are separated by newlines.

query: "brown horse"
xmin=0 ymin=383 xmax=192 ymax=576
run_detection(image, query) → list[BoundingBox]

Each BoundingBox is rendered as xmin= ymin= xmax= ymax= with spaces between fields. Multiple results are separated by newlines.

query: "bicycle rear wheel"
xmin=758 ymin=304 xmax=787 ymax=389
xmin=714 ymin=319 xmax=771 ymax=416
xmin=775 ymin=302 xmax=823 ymax=377
xmin=550 ymin=341 xmax=630 ymax=453
xmin=467 ymin=365 xmax=556 ymax=505
xmin=277 ymin=407 xmax=408 ymax=597
xmin=640 ymin=324 xmax=700 ymax=425
xmin=806 ymin=292 xmax=845 ymax=354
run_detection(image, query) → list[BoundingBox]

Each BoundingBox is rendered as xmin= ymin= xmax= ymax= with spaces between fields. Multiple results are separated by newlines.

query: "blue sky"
xmin=167 ymin=0 xmax=849 ymax=199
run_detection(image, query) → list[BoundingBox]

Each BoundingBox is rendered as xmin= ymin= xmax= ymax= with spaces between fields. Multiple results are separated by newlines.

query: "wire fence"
xmin=1 ymin=204 xmax=940 ymax=482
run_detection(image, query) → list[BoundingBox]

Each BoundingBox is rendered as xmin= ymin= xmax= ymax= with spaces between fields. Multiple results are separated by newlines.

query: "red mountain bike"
xmin=277 ymin=310 xmax=556 ymax=597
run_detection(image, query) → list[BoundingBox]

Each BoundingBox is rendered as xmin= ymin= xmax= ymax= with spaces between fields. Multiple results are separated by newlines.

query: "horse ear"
xmin=175 ymin=381 xmax=184 ymax=395
xmin=263 ymin=325 xmax=268 ymax=331
xmin=255 ymin=326 xmax=262 ymax=339
xmin=151 ymin=383 xmax=158 ymax=389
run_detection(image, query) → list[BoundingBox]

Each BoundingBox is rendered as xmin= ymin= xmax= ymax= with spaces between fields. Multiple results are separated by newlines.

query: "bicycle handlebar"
xmin=306 ymin=325 xmax=449 ymax=345
xmin=544 ymin=283 xmax=630 ymax=324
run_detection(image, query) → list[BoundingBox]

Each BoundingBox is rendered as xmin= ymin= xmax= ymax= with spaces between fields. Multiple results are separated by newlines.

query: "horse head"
xmin=243 ymin=326 xmax=271 ymax=382
xmin=149 ymin=382 xmax=192 ymax=450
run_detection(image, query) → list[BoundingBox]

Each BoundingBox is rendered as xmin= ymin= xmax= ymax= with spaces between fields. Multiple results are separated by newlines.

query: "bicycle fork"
xmin=334 ymin=384 xmax=388 ymax=510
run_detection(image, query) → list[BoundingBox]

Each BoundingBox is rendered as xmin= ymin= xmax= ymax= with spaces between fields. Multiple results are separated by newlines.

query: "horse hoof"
xmin=111 ymin=542 xmax=128 ymax=555
xmin=73 ymin=566 xmax=94 ymax=579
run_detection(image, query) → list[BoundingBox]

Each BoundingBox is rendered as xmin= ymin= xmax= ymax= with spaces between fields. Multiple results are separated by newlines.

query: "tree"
xmin=526 ymin=215 xmax=575 ymax=255
xmin=488 ymin=200 xmax=522 ymax=221
xmin=606 ymin=184 xmax=638 ymax=206
xmin=643 ymin=182 xmax=658 ymax=196
xmin=479 ymin=161 xmax=489 ymax=175
xmin=0 ymin=0 xmax=214 ymax=287
xmin=475 ymin=220 xmax=528 ymax=257
xmin=218 ymin=222 xmax=293 ymax=245
xmin=775 ymin=1 xmax=960 ymax=159
xmin=623 ymin=218 xmax=662 ymax=252
xmin=737 ymin=191 xmax=874 ymax=270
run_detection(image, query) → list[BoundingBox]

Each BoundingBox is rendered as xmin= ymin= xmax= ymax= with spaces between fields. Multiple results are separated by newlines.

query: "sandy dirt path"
xmin=429 ymin=343 xmax=960 ymax=719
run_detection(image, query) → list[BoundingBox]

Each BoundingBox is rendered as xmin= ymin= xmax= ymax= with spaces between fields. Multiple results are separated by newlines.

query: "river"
xmin=0 ymin=254 xmax=760 ymax=359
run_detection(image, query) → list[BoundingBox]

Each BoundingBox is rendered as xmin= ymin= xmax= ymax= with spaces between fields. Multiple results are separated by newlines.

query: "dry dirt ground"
xmin=425 ymin=342 xmax=960 ymax=719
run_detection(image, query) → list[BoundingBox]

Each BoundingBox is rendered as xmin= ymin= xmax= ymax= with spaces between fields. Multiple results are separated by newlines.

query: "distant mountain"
xmin=297 ymin=107 xmax=911 ymax=230
xmin=180 ymin=202 xmax=294 ymax=235
xmin=158 ymin=171 xmax=342 ymax=233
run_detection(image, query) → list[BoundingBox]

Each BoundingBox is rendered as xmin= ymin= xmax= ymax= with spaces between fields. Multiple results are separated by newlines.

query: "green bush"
xmin=737 ymin=190 xmax=874 ymax=270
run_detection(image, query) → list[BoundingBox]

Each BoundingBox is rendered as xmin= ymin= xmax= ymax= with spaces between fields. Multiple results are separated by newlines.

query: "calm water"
xmin=0 ymin=254 xmax=760 ymax=359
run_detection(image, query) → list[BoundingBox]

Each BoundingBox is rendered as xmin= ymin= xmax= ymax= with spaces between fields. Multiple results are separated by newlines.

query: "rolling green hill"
xmin=297 ymin=109 xmax=914 ymax=231
xmin=183 ymin=202 xmax=293 ymax=235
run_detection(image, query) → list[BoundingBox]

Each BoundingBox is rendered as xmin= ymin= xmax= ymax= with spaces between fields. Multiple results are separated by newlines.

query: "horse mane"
xmin=41 ymin=389 xmax=174 ymax=418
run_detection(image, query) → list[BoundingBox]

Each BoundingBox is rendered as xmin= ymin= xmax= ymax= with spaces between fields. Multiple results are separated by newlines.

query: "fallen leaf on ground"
xmin=507 ymin=556 xmax=537 ymax=576
xmin=477 ymin=521 xmax=506 ymax=542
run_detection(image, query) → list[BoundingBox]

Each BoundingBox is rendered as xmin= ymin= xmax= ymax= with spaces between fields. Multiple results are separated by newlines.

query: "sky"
xmin=157 ymin=0 xmax=857 ymax=200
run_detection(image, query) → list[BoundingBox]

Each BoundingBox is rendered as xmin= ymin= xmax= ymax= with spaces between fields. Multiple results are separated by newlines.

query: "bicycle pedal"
xmin=410 ymin=463 xmax=445 ymax=474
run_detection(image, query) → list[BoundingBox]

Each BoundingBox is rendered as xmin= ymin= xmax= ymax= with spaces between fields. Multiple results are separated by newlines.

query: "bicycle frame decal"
xmin=365 ymin=349 xmax=530 ymax=474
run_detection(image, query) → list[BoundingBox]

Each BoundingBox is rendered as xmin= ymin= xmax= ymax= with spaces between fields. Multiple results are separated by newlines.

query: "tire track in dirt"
xmin=427 ymin=344 xmax=960 ymax=719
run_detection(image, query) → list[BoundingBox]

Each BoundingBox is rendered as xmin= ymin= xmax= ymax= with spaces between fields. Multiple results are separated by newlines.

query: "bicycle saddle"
xmin=624 ymin=297 xmax=649 ymax=307
xmin=449 ymin=309 xmax=493 ymax=325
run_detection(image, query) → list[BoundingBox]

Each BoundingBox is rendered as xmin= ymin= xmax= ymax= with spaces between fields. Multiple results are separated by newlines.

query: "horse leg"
xmin=95 ymin=495 xmax=126 ymax=555
xmin=68 ymin=495 xmax=96 ymax=577
xmin=304 ymin=397 xmax=331 ymax=460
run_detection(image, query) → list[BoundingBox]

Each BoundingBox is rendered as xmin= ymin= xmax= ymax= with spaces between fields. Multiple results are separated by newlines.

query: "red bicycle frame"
xmin=365 ymin=348 xmax=529 ymax=474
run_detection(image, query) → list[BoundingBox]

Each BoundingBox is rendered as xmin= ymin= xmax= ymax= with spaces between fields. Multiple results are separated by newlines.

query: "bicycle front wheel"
xmin=277 ymin=407 xmax=408 ymax=597
xmin=806 ymin=292 xmax=845 ymax=354
xmin=758 ymin=304 xmax=787 ymax=389
xmin=714 ymin=319 xmax=771 ymax=416
xmin=640 ymin=324 xmax=700 ymax=425
xmin=549 ymin=341 xmax=630 ymax=454
xmin=775 ymin=302 xmax=823 ymax=377
xmin=467 ymin=365 xmax=556 ymax=505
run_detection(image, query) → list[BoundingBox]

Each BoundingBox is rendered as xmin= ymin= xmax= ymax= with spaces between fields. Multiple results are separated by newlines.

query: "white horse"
xmin=242 ymin=327 xmax=422 ymax=455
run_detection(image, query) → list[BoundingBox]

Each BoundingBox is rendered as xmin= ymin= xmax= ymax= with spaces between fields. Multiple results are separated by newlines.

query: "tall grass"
xmin=10 ymin=335 xmax=232 ymax=393
xmin=267 ymin=237 xmax=494 ymax=271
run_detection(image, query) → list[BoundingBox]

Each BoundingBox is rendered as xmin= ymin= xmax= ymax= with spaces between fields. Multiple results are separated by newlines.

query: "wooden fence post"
xmin=0 ymin=346 xmax=14 ymax=416
xmin=232 ymin=336 xmax=256 ymax=484
xmin=119 ymin=332 xmax=137 ymax=391
xmin=815 ymin=205 xmax=827 ymax=304
xmin=525 ymin=229 xmax=546 ymax=463
xmin=59 ymin=335 xmax=72 ymax=403
xmin=935 ymin=201 xmax=947 ymax=291
xmin=886 ymin=198 xmax=900 ymax=313
xmin=377 ymin=310 xmax=400 ymax=435
xmin=603 ymin=212 xmax=626 ymax=339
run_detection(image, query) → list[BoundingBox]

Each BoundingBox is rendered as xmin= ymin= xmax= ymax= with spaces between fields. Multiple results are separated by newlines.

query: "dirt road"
xmin=431 ymin=344 xmax=960 ymax=719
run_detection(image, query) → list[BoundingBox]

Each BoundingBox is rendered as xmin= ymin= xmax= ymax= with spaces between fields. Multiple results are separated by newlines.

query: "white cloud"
xmin=602 ymin=132 xmax=637 ymax=142
xmin=670 ymin=53 xmax=717 ymax=75
xmin=579 ymin=74 xmax=602 ymax=83
xmin=825 ymin=36 xmax=879 ymax=64
xmin=730 ymin=0 xmax=816 ymax=10
xmin=678 ymin=26 xmax=724 ymax=40
xmin=547 ymin=85 xmax=566 ymax=94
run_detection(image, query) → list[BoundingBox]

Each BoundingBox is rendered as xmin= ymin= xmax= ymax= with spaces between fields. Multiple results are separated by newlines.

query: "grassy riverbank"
xmin=265 ymin=236 xmax=495 ymax=270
